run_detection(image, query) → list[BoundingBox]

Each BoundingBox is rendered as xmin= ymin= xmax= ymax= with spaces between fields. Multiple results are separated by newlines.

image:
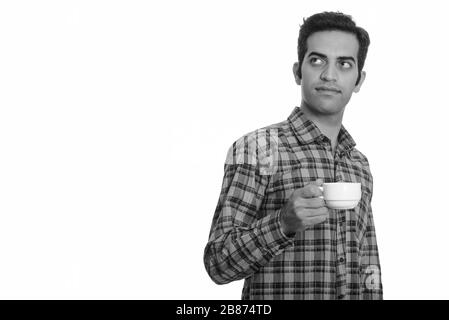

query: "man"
xmin=204 ymin=11 xmax=382 ymax=300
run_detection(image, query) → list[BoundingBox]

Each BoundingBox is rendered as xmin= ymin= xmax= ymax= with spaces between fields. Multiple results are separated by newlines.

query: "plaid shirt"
xmin=204 ymin=106 xmax=382 ymax=300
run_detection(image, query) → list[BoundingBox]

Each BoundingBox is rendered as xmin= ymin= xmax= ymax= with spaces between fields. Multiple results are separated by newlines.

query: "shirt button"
xmin=339 ymin=257 xmax=345 ymax=263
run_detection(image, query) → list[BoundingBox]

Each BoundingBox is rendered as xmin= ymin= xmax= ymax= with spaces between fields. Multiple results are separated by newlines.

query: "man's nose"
xmin=320 ymin=64 xmax=338 ymax=82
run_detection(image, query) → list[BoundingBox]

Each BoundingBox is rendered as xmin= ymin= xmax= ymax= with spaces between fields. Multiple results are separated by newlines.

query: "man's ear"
xmin=353 ymin=70 xmax=366 ymax=93
xmin=293 ymin=62 xmax=301 ymax=85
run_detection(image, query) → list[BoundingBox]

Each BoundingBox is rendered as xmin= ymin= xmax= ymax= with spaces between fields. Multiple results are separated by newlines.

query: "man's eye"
xmin=340 ymin=61 xmax=352 ymax=69
xmin=310 ymin=57 xmax=324 ymax=65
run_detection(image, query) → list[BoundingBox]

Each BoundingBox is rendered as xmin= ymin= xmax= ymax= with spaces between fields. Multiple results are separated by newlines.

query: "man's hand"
xmin=280 ymin=179 xmax=329 ymax=236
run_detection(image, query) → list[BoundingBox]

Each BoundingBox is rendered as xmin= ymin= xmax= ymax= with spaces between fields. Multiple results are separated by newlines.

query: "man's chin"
xmin=303 ymin=101 xmax=345 ymax=116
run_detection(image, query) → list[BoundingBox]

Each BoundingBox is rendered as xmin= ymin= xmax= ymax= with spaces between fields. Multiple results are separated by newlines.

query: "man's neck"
xmin=300 ymin=101 xmax=344 ymax=154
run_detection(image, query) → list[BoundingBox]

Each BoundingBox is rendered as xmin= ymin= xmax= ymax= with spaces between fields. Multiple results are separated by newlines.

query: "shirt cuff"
xmin=255 ymin=209 xmax=295 ymax=257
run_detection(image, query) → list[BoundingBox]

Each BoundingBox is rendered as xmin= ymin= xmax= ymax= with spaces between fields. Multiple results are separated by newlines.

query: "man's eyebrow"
xmin=307 ymin=51 xmax=356 ymax=63
xmin=337 ymin=56 xmax=356 ymax=63
xmin=307 ymin=51 xmax=327 ymax=59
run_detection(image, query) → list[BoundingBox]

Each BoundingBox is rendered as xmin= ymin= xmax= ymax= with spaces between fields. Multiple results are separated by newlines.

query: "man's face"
xmin=296 ymin=30 xmax=365 ymax=116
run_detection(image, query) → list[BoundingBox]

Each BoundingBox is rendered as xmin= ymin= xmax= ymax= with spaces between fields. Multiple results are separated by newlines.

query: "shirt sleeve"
xmin=203 ymin=137 xmax=294 ymax=285
xmin=359 ymin=185 xmax=383 ymax=299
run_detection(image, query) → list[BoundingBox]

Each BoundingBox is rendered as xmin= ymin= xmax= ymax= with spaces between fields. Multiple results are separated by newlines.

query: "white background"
xmin=0 ymin=0 xmax=447 ymax=299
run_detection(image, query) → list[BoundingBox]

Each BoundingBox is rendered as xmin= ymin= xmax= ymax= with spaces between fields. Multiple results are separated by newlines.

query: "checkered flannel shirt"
xmin=204 ymin=106 xmax=382 ymax=300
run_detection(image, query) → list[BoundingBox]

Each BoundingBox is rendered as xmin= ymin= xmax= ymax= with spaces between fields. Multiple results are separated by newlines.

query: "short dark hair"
xmin=297 ymin=11 xmax=370 ymax=85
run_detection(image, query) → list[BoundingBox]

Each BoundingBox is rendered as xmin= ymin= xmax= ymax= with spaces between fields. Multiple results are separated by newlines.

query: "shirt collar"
xmin=287 ymin=106 xmax=356 ymax=154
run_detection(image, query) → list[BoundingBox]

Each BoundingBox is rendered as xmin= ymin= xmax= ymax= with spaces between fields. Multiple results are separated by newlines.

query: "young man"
xmin=204 ymin=11 xmax=382 ymax=300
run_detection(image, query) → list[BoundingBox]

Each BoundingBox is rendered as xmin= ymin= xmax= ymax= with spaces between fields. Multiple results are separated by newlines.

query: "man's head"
xmin=296 ymin=11 xmax=370 ymax=85
xmin=293 ymin=12 xmax=370 ymax=116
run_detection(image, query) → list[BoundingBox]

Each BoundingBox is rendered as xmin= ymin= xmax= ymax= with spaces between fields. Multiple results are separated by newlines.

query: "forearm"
xmin=204 ymin=209 xmax=294 ymax=284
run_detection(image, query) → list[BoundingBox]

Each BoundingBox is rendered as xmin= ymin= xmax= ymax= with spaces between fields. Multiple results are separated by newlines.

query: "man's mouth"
xmin=315 ymin=86 xmax=341 ymax=94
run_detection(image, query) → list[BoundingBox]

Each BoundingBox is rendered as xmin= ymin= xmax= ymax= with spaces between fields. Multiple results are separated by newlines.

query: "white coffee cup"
xmin=319 ymin=182 xmax=361 ymax=209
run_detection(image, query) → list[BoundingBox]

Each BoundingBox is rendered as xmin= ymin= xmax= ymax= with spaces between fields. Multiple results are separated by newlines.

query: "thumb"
xmin=301 ymin=179 xmax=324 ymax=198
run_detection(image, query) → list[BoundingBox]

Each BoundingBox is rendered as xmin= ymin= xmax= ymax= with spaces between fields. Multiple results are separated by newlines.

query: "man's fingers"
xmin=295 ymin=196 xmax=325 ymax=208
xmin=300 ymin=182 xmax=324 ymax=198
xmin=303 ymin=207 xmax=329 ymax=217
xmin=308 ymin=215 xmax=328 ymax=225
